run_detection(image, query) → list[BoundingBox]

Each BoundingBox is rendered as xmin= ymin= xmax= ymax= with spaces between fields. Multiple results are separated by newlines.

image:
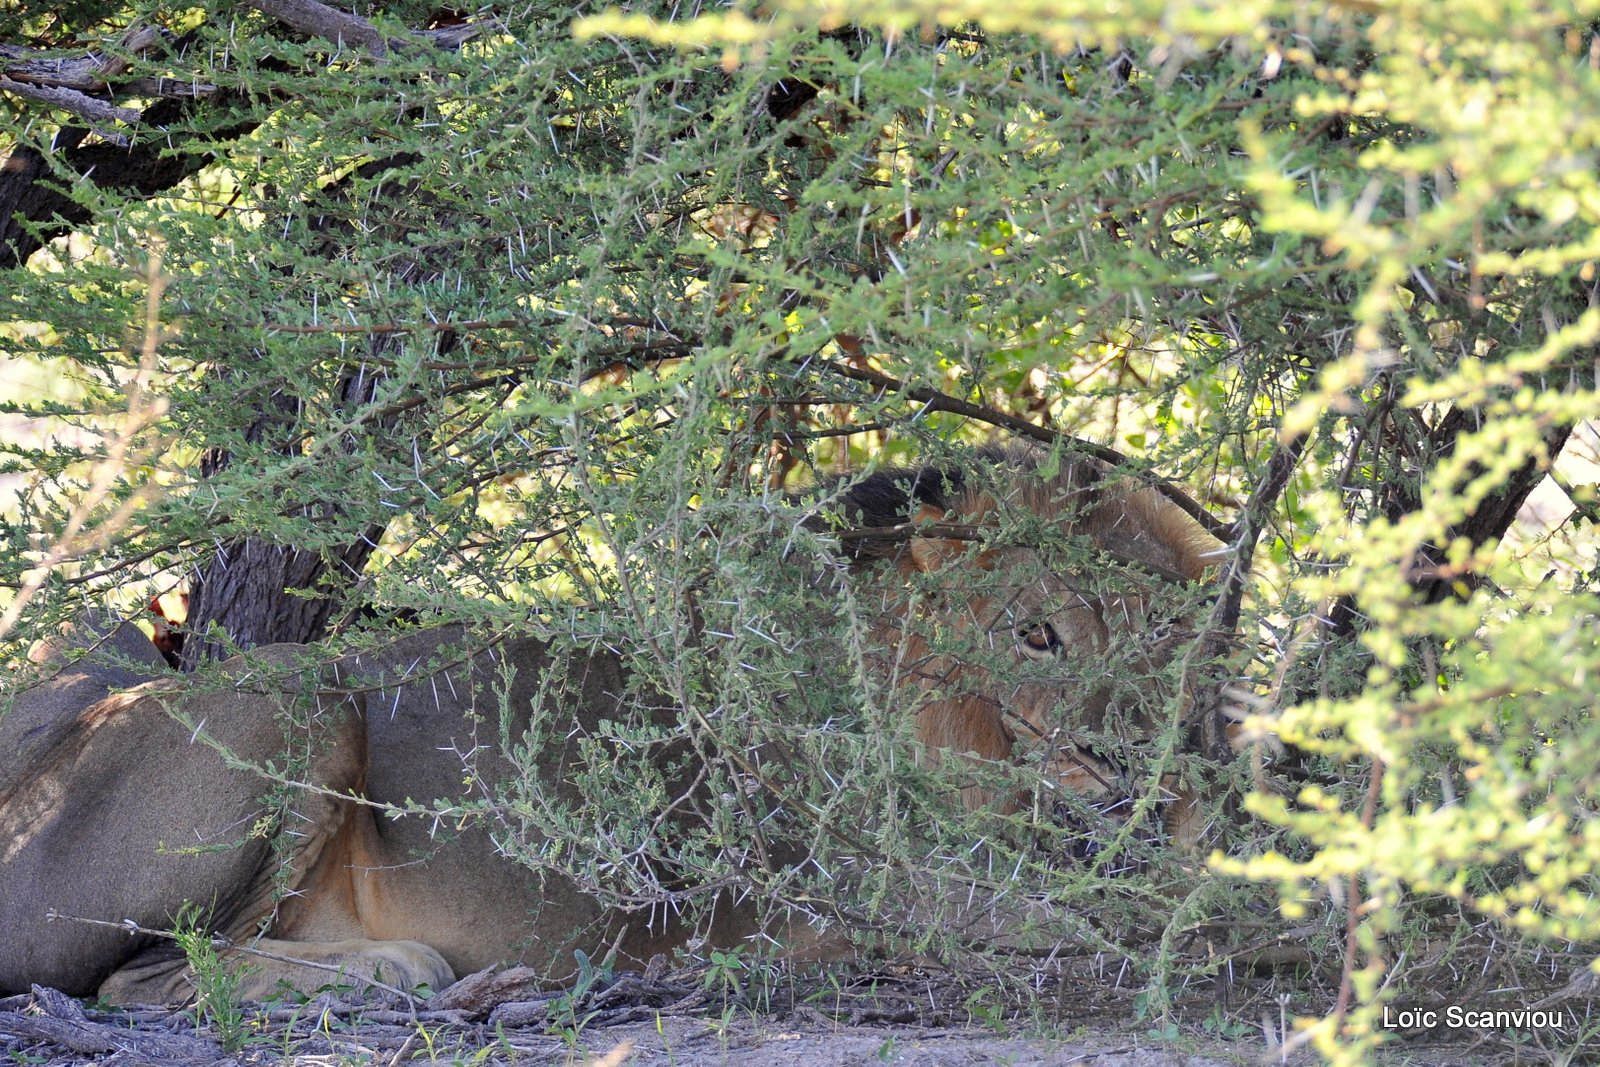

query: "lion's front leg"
xmin=0 ymin=644 xmax=453 ymax=1006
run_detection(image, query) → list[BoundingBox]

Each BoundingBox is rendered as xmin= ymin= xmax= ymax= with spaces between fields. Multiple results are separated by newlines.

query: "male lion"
xmin=0 ymin=445 xmax=1222 ymax=1004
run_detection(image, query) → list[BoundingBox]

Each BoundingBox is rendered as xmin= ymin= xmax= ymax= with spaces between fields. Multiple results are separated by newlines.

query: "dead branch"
xmin=241 ymin=0 xmax=483 ymax=57
xmin=0 ymin=1008 xmax=212 ymax=1060
xmin=1183 ymin=430 xmax=1309 ymax=757
xmin=0 ymin=76 xmax=138 ymax=135
xmin=243 ymin=0 xmax=392 ymax=54
xmin=0 ymin=41 xmax=217 ymax=101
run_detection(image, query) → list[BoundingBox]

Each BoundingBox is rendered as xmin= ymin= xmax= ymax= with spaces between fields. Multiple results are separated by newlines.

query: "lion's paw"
xmin=227 ymin=937 xmax=455 ymax=1001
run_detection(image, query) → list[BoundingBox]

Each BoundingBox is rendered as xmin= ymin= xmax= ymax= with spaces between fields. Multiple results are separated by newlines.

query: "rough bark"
xmin=0 ymin=95 xmax=254 ymax=270
xmin=1383 ymin=408 xmax=1574 ymax=604
xmin=180 ymin=354 xmax=393 ymax=662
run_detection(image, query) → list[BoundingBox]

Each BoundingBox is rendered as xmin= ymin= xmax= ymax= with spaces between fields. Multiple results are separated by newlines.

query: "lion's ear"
xmin=907 ymin=504 xmax=963 ymax=573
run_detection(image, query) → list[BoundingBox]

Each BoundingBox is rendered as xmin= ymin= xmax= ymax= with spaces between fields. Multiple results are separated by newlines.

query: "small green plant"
xmin=413 ymin=1019 xmax=440 ymax=1063
xmin=701 ymin=1007 xmax=736 ymax=1047
xmin=491 ymin=1021 xmax=516 ymax=1061
xmin=803 ymin=968 xmax=846 ymax=1013
xmin=547 ymin=949 xmax=610 ymax=1051
xmin=171 ymin=902 xmax=252 ymax=1052
xmin=1131 ymin=990 xmax=1180 ymax=1043
xmin=1200 ymin=1003 xmax=1253 ymax=1040
xmin=656 ymin=1012 xmax=677 ymax=1067
xmin=962 ymin=986 xmax=1009 ymax=1038
xmin=701 ymin=947 xmax=746 ymax=1000
xmin=876 ymin=1034 xmax=898 ymax=1060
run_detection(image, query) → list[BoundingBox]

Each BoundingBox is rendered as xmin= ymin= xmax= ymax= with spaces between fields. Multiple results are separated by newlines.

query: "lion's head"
xmin=826 ymin=444 xmax=1223 ymax=823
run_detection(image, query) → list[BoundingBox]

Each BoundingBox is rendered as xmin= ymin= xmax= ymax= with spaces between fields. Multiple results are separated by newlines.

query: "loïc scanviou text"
xmin=1381 ymin=1006 xmax=1570 ymax=1031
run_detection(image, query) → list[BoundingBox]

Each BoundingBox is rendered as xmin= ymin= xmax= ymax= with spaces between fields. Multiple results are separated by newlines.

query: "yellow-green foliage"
xmin=583 ymin=0 xmax=1600 ymax=1061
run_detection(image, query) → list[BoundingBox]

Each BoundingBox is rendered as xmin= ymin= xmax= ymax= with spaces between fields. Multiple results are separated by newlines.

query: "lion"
xmin=0 ymin=445 xmax=1222 ymax=1005
xmin=835 ymin=445 xmax=1222 ymax=815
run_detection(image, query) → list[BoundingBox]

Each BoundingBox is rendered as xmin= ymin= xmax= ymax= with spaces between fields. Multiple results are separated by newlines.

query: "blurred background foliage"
xmin=3 ymin=0 xmax=1600 ymax=1060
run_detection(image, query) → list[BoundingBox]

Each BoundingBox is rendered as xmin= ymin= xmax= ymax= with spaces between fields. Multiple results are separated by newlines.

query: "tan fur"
xmin=5 ymin=615 xmax=170 ymax=803
xmin=0 ymin=449 xmax=1224 ymax=1004
xmin=884 ymin=453 xmax=1224 ymax=817
xmin=1 ymin=632 xmax=725 ymax=1003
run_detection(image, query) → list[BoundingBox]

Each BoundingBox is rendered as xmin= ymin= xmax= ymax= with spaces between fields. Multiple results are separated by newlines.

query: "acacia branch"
xmin=0 ymin=9 xmax=482 ymax=271
xmin=0 ymin=35 xmax=216 ymax=100
xmin=803 ymin=353 xmax=1233 ymax=540
xmin=244 ymin=0 xmax=389 ymax=53
xmin=0 ymin=76 xmax=138 ymax=135
xmin=1184 ymin=429 xmax=1310 ymax=757
xmin=241 ymin=0 xmax=481 ymax=57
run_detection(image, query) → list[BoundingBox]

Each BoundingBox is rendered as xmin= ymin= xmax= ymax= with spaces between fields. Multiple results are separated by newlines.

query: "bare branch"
xmin=0 ymin=27 xmax=212 ymax=101
xmin=1183 ymin=430 xmax=1310 ymax=757
xmin=0 ymin=76 xmax=138 ymax=137
xmin=240 ymin=1 xmax=482 ymax=57
xmin=802 ymin=353 xmax=1234 ymax=540
xmin=242 ymin=0 xmax=390 ymax=55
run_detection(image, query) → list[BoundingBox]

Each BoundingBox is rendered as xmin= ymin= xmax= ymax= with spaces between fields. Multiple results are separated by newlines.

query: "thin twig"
xmin=0 ymin=247 xmax=169 ymax=641
xmin=801 ymin=354 xmax=1232 ymax=540
xmin=1333 ymin=759 xmax=1385 ymax=1031
xmin=1182 ymin=430 xmax=1310 ymax=757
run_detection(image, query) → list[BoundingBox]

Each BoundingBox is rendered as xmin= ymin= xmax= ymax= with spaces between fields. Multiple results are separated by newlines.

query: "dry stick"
xmin=1333 ymin=759 xmax=1386 ymax=1033
xmin=802 ymin=354 xmax=1233 ymax=541
xmin=0 ymin=1003 xmax=220 ymax=1060
xmin=45 ymin=912 xmax=424 ymax=1008
xmin=385 ymin=1029 xmax=421 ymax=1067
xmin=242 ymin=0 xmax=391 ymax=55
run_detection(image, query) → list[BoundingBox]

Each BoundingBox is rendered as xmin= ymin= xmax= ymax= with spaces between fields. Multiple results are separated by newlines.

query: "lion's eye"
xmin=1019 ymin=622 xmax=1063 ymax=658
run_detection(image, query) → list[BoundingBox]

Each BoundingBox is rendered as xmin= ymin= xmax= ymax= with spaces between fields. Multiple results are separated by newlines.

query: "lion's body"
xmin=0 ymin=447 xmax=1223 ymax=1004
xmin=5 ymin=615 xmax=169 ymax=800
xmin=1 ymin=646 xmax=354 ymax=1000
xmin=2 ymin=633 xmax=708 ymax=1002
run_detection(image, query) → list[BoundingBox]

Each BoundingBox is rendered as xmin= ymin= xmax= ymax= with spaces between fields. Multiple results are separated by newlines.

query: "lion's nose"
xmin=1049 ymin=793 xmax=1154 ymax=874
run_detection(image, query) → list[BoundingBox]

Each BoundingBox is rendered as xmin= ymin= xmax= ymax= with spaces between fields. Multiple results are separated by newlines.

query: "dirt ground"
xmin=0 ymin=985 xmax=1259 ymax=1067
xmin=0 ymin=963 xmax=1563 ymax=1067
